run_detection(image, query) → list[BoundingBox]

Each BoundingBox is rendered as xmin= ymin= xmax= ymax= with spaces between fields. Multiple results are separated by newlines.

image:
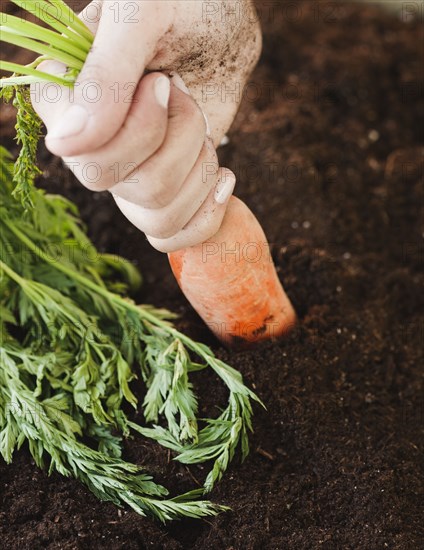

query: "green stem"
xmin=0 ymin=61 xmax=74 ymax=87
xmin=1 ymin=220 xmax=261 ymax=408
xmin=11 ymin=0 xmax=93 ymax=47
xmin=0 ymin=259 xmax=24 ymax=285
xmin=1 ymin=29 xmax=83 ymax=70
xmin=1 ymin=14 xmax=90 ymax=59
xmin=1 ymin=217 xmax=171 ymax=327
xmin=3 ymin=221 xmax=223 ymax=365
xmin=46 ymin=0 xmax=94 ymax=43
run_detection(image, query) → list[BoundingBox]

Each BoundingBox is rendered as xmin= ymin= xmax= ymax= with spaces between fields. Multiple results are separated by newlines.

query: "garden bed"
xmin=1 ymin=1 xmax=423 ymax=548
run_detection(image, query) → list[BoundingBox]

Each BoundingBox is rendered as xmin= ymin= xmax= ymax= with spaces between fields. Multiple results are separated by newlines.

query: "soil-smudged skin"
xmin=1 ymin=1 xmax=423 ymax=548
xmin=148 ymin=0 xmax=262 ymax=145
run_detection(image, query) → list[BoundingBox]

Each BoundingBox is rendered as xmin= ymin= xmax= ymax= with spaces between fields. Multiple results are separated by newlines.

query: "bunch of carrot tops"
xmin=0 ymin=0 xmax=261 ymax=521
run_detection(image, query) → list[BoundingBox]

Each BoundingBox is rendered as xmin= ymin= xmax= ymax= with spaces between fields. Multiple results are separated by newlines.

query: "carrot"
xmin=168 ymin=197 xmax=296 ymax=346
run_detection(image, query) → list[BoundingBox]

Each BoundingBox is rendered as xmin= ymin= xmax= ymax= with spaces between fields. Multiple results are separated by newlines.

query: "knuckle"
xmin=147 ymin=238 xmax=171 ymax=254
xmin=145 ymin=232 xmax=178 ymax=254
xmin=79 ymin=178 xmax=109 ymax=192
xmin=144 ymin=214 xmax=180 ymax=240
xmin=64 ymin=157 xmax=109 ymax=192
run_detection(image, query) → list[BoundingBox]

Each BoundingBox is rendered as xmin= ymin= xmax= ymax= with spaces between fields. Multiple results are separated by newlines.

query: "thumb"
xmin=46 ymin=0 xmax=172 ymax=157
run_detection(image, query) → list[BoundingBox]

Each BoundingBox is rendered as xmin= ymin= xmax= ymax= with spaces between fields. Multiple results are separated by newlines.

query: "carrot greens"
xmin=0 ymin=0 xmax=262 ymax=521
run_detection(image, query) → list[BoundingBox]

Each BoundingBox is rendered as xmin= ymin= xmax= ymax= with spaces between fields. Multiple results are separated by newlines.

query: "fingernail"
xmin=202 ymin=110 xmax=211 ymax=136
xmin=154 ymin=75 xmax=170 ymax=108
xmin=170 ymin=72 xmax=190 ymax=95
xmin=47 ymin=105 xmax=89 ymax=140
xmin=214 ymin=171 xmax=236 ymax=204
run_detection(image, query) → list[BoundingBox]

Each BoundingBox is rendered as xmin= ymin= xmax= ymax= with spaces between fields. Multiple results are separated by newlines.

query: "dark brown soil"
xmin=1 ymin=1 xmax=423 ymax=548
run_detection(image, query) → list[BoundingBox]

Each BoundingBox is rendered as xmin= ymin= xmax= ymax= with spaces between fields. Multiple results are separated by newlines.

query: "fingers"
xmin=110 ymin=73 xmax=207 ymax=207
xmin=30 ymin=24 xmax=232 ymax=255
xmin=78 ymin=0 xmax=102 ymax=34
xmin=145 ymin=169 xmax=237 ymax=253
xmin=115 ymin=167 xmax=235 ymax=253
xmin=62 ymin=73 xmax=170 ymax=191
xmin=30 ymin=60 xmax=70 ymax=124
xmin=113 ymin=139 xmax=219 ymax=238
xmin=44 ymin=0 xmax=174 ymax=157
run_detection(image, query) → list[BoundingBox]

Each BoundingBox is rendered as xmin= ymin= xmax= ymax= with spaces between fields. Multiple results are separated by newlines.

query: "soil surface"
xmin=1 ymin=1 xmax=423 ymax=548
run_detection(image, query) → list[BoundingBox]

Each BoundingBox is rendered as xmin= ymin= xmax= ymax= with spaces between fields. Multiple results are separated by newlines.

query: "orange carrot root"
xmin=168 ymin=197 xmax=296 ymax=347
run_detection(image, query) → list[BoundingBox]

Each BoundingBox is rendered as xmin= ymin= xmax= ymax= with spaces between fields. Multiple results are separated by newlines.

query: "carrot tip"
xmin=168 ymin=197 xmax=297 ymax=348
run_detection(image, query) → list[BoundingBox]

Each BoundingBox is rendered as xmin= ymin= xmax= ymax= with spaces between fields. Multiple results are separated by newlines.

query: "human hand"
xmin=31 ymin=0 xmax=261 ymax=252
